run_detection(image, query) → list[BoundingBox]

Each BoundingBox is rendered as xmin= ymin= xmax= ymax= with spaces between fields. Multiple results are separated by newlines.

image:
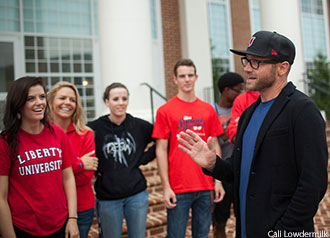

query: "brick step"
xmin=143 ymin=160 xmax=164 ymax=198
xmin=140 ymin=160 xmax=158 ymax=175
xmin=146 ymin=172 xmax=161 ymax=188
xmin=148 ymin=191 xmax=166 ymax=213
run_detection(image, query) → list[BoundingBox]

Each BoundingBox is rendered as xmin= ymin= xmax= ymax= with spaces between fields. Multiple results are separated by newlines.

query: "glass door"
xmin=0 ymin=35 xmax=21 ymax=100
xmin=0 ymin=41 xmax=15 ymax=96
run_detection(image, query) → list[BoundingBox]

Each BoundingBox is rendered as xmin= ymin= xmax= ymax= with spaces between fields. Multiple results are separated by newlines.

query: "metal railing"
xmin=304 ymin=74 xmax=330 ymax=97
xmin=140 ymin=82 xmax=167 ymax=123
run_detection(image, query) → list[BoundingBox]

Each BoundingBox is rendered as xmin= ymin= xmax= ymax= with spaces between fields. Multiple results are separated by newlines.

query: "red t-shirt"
xmin=67 ymin=123 xmax=96 ymax=212
xmin=0 ymin=125 xmax=75 ymax=236
xmin=227 ymin=91 xmax=259 ymax=143
xmin=152 ymin=96 xmax=224 ymax=194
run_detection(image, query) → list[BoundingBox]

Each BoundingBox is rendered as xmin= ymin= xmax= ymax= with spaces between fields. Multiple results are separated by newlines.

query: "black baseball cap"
xmin=230 ymin=31 xmax=296 ymax=65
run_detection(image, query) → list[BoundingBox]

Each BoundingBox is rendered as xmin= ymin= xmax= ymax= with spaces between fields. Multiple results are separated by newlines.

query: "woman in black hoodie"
xmin=87 ymin=82 xmax=155 ymax=238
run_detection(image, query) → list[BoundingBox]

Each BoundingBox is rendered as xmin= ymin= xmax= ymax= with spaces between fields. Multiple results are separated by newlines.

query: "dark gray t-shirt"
xmin=214 ymin=103 xmax=234 ymax=159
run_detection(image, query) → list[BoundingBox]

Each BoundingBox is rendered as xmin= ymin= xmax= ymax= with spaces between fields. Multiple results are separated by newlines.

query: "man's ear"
xmin=278 ymin=61 xmax=290 ymax=77
xmin=173 ymin=75 xmax=178 ymax=85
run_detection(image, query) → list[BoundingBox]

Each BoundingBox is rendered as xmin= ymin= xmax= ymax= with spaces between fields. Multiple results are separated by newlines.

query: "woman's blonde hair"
xmin=47 ymin=81 xmax=89 ymax=134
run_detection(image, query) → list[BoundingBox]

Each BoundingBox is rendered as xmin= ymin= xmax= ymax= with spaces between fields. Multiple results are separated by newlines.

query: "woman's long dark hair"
xmin=1 ymin=77 xmax=52 ymax=157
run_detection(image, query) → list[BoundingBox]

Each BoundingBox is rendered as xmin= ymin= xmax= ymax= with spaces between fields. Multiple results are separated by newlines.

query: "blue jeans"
xmin=167 ymin=190 xmax=213 ymax=238
xmin=77 ymin=208 xmax=94 ymax=238
xmin=96 ymin=190 xmax=149 ymax=238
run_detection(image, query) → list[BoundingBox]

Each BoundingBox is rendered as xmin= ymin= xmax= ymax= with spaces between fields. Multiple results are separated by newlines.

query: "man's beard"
xmin=246 ymin=66 xmax=276 ymax=92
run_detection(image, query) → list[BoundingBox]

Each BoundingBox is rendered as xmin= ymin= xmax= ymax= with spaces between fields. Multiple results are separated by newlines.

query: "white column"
xmin=179 ymin=0 xmax=214 ymax=103
xmin=259 ymin=0 xmax=306 ymax=92
xmin=98 ymin=0 xmax=154 ymax=121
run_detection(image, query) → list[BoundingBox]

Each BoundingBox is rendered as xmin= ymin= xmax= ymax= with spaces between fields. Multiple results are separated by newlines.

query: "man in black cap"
xmin=177 ymin=31 xmax=328 ymax=238
xmin=212 ymin=72 xmax=243 ymax=238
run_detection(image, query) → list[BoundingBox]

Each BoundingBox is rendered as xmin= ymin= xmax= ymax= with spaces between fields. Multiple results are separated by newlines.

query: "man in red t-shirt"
xmin=152 ymin=59 xmax=225 ymax=238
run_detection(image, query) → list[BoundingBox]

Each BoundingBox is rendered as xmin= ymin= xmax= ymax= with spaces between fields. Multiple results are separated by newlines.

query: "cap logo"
xmin=248 ymin=37 xmax=256 ymax=47
xmin=271 ymin=49 xmax=278 ymax=55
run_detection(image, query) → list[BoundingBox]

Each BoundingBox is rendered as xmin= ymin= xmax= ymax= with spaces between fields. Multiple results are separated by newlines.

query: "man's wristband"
xmin=68 ymin=217 xmax=78 ymax=220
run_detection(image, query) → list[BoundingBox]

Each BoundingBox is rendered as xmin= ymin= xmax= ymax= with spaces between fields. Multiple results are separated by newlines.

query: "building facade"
xmin=0 ymin=0 xmax=329 ymax=125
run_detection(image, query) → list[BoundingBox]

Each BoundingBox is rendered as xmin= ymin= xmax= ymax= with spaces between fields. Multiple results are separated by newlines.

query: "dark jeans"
xmin=213 ymin=181 xmax=233 ymax=223
xmin=167 ymin=190 xmax=213 ymax=238
xmin=78 ymin=208 xmax=94 ymax=238
xmin=14 ymin=221 xmax=66 ymax=238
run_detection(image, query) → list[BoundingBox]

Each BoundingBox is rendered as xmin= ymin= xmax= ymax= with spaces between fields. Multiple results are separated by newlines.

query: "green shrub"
xmin=308 ymin=53 xmax=330 ymax=120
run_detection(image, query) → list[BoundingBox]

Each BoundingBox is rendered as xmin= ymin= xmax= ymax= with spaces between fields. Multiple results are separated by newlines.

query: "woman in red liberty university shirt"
xmin=0 ymin=77 xmax=79 ymax=238
xmin=48 ymin=81 xmax=98 ymax=238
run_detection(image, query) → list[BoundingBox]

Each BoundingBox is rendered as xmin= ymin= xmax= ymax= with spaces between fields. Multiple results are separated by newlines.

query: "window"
xmin=0 ymin=0 xmax=20 ymax=32
xmin=208 ymin=0 xmax=229 ymax=60
xmin=208 ymin=0 xmax=231 ymax=101
xmin=150 ymin=0 xmax=157 ymax=39
xmin=208 ymin=0 xmax=231 ymax=72
xmin=300 ymin=0 xmax=328 ymax=62
xmin=24 ymin=36 xmax=95 ymax=121
xmin=249 ymin=0 xmax=261 ymax=34
xmin=23 ymin=0 xmax=92 ymax=36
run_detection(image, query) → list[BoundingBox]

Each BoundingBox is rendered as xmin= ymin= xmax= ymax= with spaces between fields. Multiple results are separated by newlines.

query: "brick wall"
xmin=230 ymin=0 xmax=252 ymax=79
xmin=161 ymin=0 xmax=181 ymax=99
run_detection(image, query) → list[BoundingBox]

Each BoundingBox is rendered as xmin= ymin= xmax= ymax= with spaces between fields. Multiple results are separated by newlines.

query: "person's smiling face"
xmin=52 ymin=86 xmax=77 ymax=120
xmin=20 ymin=84 xmax=47 ymax=124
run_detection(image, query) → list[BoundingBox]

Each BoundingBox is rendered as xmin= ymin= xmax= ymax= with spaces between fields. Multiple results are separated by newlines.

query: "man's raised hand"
xmin=177 ymin=129 xmax=217 ymax=172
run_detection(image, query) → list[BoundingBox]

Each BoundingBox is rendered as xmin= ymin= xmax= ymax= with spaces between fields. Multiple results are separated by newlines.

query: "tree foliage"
xmin=211 ymin=57 xmax=227 ymax=102
xmin=210 ymin=42 xmax=229 ymax=102
xmin=308 ymin=53 xmax=330 ymax=120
